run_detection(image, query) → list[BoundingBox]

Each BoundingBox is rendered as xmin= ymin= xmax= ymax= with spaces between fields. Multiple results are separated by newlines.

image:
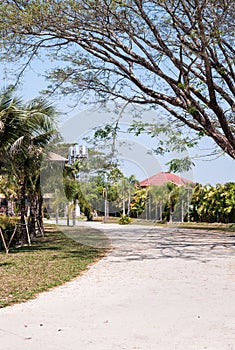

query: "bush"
xmin=118 ymin=214 xmax=131 ymax=225
xmin=0 ymin=216 xmax=19 ymax=247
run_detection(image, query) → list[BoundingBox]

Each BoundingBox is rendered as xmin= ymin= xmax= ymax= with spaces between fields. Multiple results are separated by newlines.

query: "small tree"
xmin=130 ymin=188 xmax=147 ymax=218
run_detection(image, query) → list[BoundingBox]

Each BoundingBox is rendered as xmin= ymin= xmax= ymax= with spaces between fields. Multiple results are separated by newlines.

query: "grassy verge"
xmin=130 ymin=219 xmax=235 ymax=232
xmin=98 ymin=217 xmax=235 ymax=232
xmin=0 ymin=225 xmax=109 ymax=308
xmin=177 ymin=222 xmax=235 ymax=232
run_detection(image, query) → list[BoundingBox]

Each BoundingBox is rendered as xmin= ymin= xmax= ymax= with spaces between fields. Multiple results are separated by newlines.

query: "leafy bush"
xmin=118 ymin=214 xmax=131 ymax=225
xmin=0 ymin=216 xmax=19 ymax=247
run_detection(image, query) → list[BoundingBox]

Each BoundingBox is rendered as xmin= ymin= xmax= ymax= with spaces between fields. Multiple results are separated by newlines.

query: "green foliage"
xmin=63 ymin=176 xmax=94 ymax=221
xmin=130 ymin=188 xmax=147 ymax=218
xmin=166 ymin=157 xmax=195 ymax=173
xmin=145 ymin=181 xmax=235 ymax=224
xmin=118 ymin=214 xmax=131 ymax=225
xmin=190 ymin=183 xmax=235 ymax=223
xmin=0 ymin=216 xmax=19 ymax=247
xmin=0 ymin=216 xmax=17 ymax=231
xmin=0 ymin=87 xmax=59 ymax=241
xmin=131 ymin=182 xmax=194 ymax=222
xmin=129 ymin=119 xmax=199 ymax=153
xmin=129 ymin=119 xmax=198 ymax=171
xmin=187 ymin=106 xmax=198 ymax=116
xmin=94 ymin=124 xmax=119 ymax=140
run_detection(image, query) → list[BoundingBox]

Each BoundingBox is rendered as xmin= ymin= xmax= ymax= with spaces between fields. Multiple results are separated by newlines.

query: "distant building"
xmin=139 ymin=172 xmax=194 ymax=188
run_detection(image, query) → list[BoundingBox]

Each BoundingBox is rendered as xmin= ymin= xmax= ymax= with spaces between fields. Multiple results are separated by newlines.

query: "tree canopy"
xmin=0 ymin=0 xmax=235 ymax=159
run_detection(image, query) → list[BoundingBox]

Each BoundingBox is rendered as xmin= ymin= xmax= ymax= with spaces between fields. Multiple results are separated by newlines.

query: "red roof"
xmin=48 ymin=152 xmax=67 ymax=162
xmin=140 ymin=172 xmax=193 ymax=187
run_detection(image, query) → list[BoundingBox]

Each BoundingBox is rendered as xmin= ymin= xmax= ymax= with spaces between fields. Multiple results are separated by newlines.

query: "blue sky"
xmin=1 ymin=60 xmax=235 ymax=185
xmin=61 ymin=107 xmax=235 ymax=185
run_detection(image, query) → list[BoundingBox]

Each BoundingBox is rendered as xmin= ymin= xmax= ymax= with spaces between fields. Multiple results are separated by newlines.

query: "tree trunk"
xmin=37 ymin=192 xmax=44 ymax=235
xmin=122 ymin=193 xmax=125 ymax=215
xmin=29 ymin=196 xmax=37 ymax=238
xmin=169 ymin=203 xmax=173 ymax=223
xmin=19 ymin=178 xmax=28 ymax=245
xmin=5 ymin=198 xmax=9 ymax=216
xmin=66 ymin=204 xmax=70 ymax=226
xmin=127 ymin=190 xmax=131 ymax=216
xmin=181 ymin=200 xmax=184 ymax=223
xmin=72 ymin=200 xmax=76 ymax=226
xmin=160 ymin=202 xmax=163 ymax=221
xmin=56 ymin=204 xmax=59 ymax=224
xmin=155 ymin=201 xmax=158 ymax=220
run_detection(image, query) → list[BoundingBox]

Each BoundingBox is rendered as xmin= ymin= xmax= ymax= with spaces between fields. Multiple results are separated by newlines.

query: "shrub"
xmin=0 ymin=216 xmax=19 ymax=248
xmin=118 ymin=214 xmax=131 ymax=225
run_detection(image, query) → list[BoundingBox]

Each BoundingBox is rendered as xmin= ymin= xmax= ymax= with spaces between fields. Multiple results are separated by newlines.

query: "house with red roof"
xmin=139 ymin=172 xmax=194 ymax=188
xmin=48 ymin=152 xmax=67 ymax=162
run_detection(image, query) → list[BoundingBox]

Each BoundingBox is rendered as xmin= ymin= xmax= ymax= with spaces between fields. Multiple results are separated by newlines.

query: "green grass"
xmin=99 ymin=217 xmax=235 ymax=232
xmin=130 ymin=219 xmax=235 ymax=232
xmin=0 ymin=225 xmax=109 ymax=308
xmin=177 ymin=222 xmax=235 ymax=232
xmin=136 ymin=219 xmax=234 ymax=230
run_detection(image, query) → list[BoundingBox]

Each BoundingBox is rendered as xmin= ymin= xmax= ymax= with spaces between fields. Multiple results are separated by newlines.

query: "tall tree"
xmin=0 ymin=88 xmax=58 ymax=243
xmin=0 ymin=0 xmax=235 ymax=158
xmin=0 ymin=87 xmax=28 ymax=163
xmin=10 ymin=99 xmax=58 ymax=242
xmin=166 ymin=182 xmax=180 ymax=223
xmin=148 ymin=184 xmax=168 ymax=221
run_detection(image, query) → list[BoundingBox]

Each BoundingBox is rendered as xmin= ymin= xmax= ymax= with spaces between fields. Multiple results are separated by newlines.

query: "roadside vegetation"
xmin=177 ymin=222 xmax=235 ymax=232
xmin=100 ymin=217 xmax=235 ymax=232
xmin=0 ymin=225 xmax=109 ymax=308
xmin=129 ymin=182 xmax=235 ymax=224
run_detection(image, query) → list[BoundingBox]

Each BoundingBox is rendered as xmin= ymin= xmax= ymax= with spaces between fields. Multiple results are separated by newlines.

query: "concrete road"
xmin=0 ymin=222 xmax=235 ymax=350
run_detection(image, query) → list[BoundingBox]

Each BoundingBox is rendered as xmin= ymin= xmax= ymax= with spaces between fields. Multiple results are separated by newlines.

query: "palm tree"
xmin=149 ymin=184 xmax=168 ymax=221
xmin=0 ymin=87 xmax=58 ymax=244
xmin=64 ymin=177 xmax=94 ymax=222
xmin=0 ymin=87 xmax=25 ymax=163
xmin=10 ymin=100 xmax=58 ymax=242
xmin=125 ymin=175 xmax=139 ymax=216
xmin=166 ymin=182 xmax=179 ymax=223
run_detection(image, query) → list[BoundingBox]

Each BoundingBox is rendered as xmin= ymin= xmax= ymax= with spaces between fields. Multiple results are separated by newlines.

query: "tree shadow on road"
xmin=106 ymin=228 xmax=235 ymax=263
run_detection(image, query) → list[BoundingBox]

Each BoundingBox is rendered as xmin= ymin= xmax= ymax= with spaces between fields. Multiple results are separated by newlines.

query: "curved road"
xmin=0 ymin=222 xmax=235 ymax=350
